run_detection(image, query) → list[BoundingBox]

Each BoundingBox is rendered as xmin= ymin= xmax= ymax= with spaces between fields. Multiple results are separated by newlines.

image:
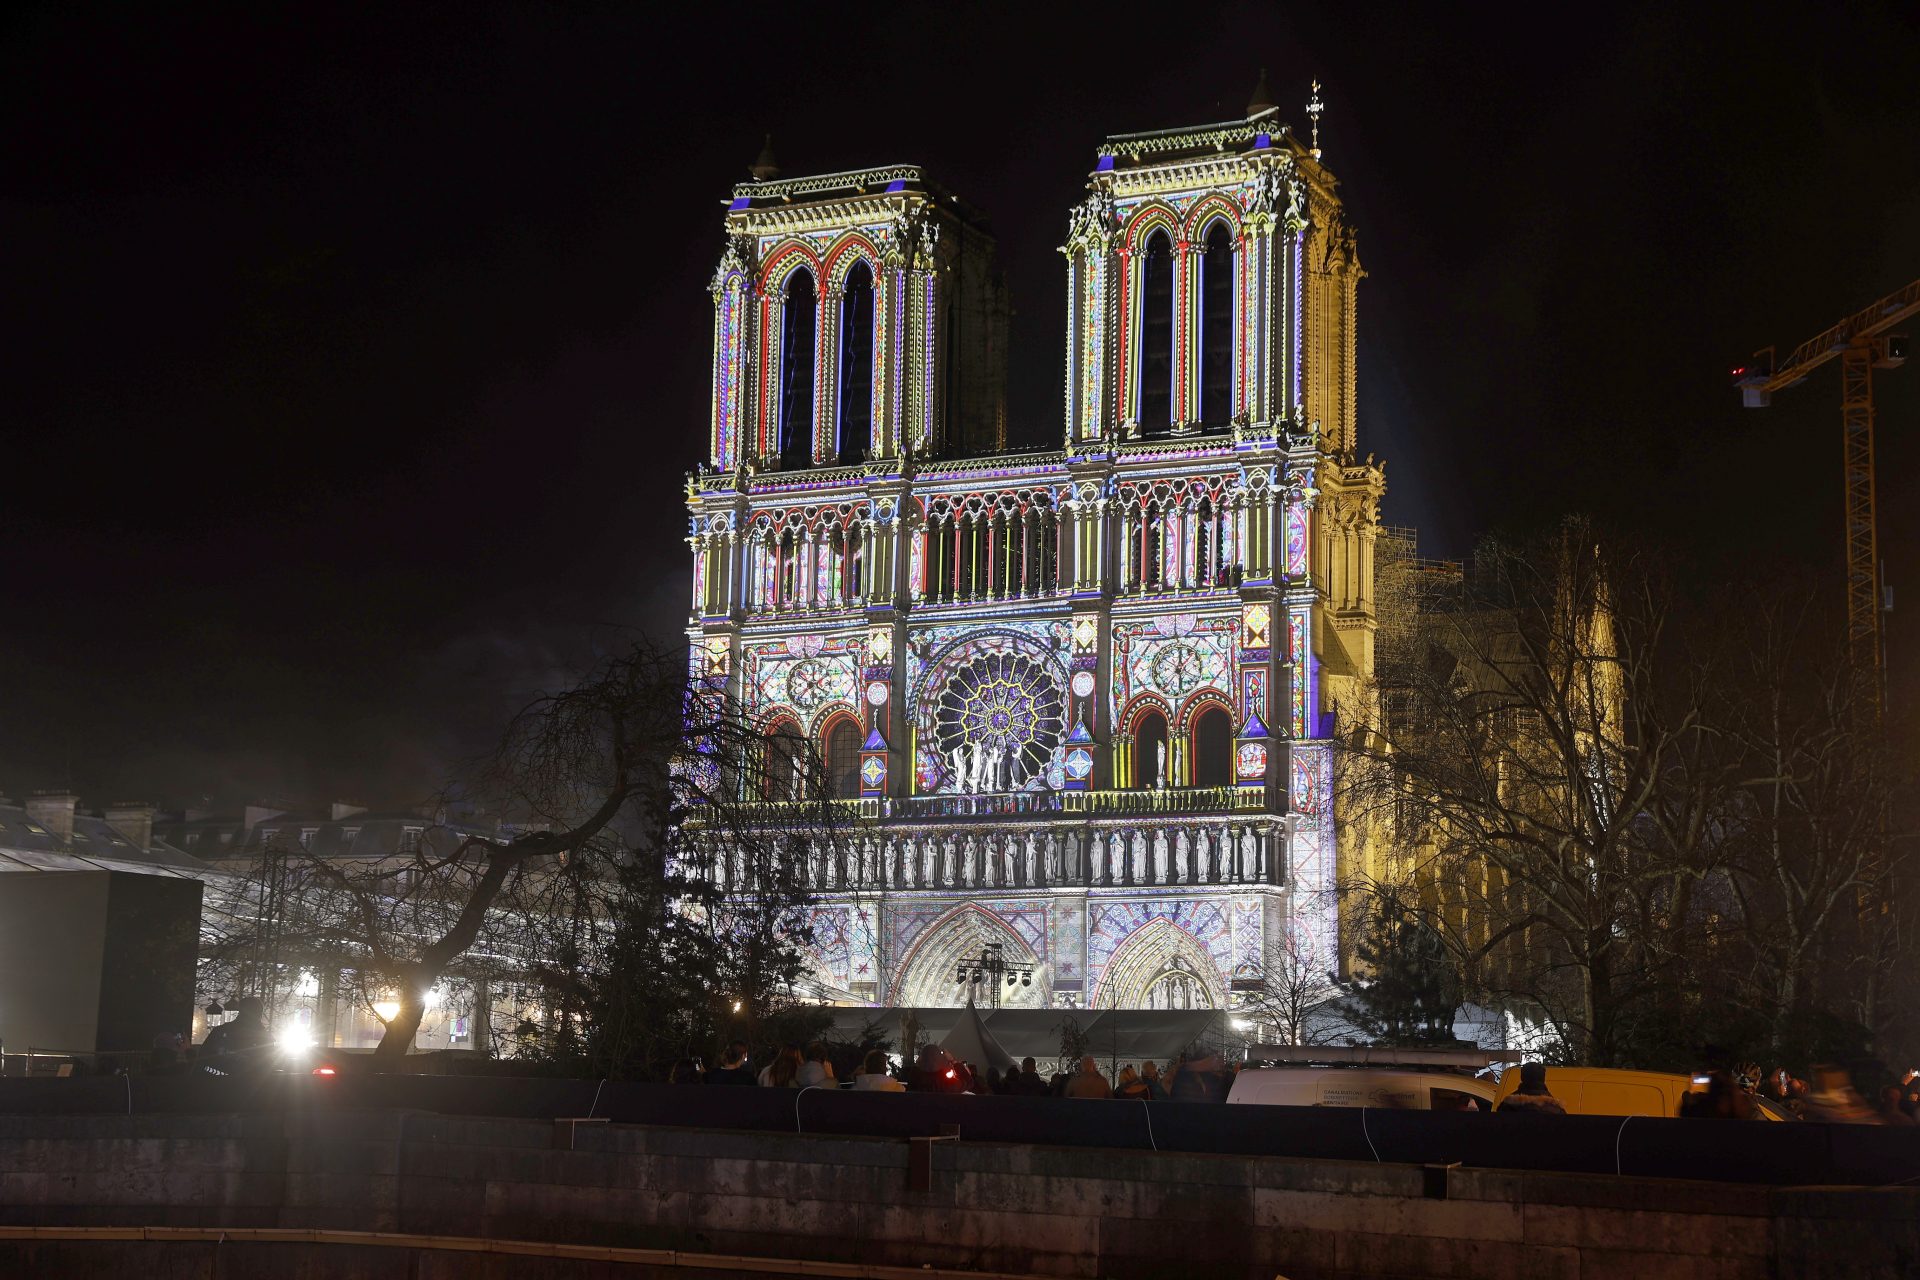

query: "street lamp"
xmin=953 ymin=942 xmax=1033 ymax=1009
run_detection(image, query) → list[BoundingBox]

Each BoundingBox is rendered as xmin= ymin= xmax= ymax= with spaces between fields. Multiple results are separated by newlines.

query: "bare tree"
xmin=210 ymin=638 xmax=838 ymax=1066
xmin=1238 ymin=927 xmax=1347 ymax=1047
xmin=1718 ymin=596 xmax=1901 ymax=1054
xmin=1343 ymin=520 xmax=1730 ymax=1065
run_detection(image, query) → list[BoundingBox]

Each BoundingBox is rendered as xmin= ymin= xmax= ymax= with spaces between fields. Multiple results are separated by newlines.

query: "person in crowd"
xmin=795 ymin=1041 xmax=836 ymax=1089
xmin=1003 ymin=1056 xmax=1049 ymax=1097
xmin=707 ymin=1041 xmax=755 ymax=1086
xmin=1679 ymin=1071 xmax=1752 ymax=1119
xmin=908 ymin=1044 xmax=966 ymax=1093
xmin=984 ymin=1066 xmax=1005 ymax=1094
xmin=201 ymin=996 xmax=272 ymax=1063
xmin=1137 ymin=1059 xmax=1166 ymax=1100
xmin=667 ymin=1058 xmax=704 ymax=1085
xmin=758 ymin=1044 xmax=803 ymax=1088
xmin=1898 ymin=1069 xmax=1919 ymax=1122
xmin=1875 ymin=1086 xmax=1914 ymax=1126
xmin=1496 ymin=1062 xmax=1566 ymax=1115
xmin=1114 ymin=1064 xmax=1150 ymax=1101
xmin=147 ymin=1032 xmax=184 ymax=1074
xmin=852 ymin=1049 xmax=905 ymax=1092
xmin=1166 ymin=1051 xmax=1229 ymax=1102
xmin=1063 ymin=1055 xmax=1113 ymax=1099
xmin=1800 ymin=1064 xmax=1880 ymax=1123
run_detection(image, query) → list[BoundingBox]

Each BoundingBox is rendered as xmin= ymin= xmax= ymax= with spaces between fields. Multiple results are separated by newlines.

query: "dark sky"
xmin=4 ymin=2 xmax=1918 ymax=810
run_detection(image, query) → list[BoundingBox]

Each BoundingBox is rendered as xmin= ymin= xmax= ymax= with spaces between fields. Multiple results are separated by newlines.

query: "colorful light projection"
xmin=1284 ymin=499 xmax=1309 ymax=577
xmin=710 ymin=271 xmax=746 ymax=470
xmin=1287 ymin=608 xmax=1311 ymax=738
xmin=908 ymin=624 xmax=1071 ymax=795
xmin=1111 ymin=615 xmax=1234 ymax=729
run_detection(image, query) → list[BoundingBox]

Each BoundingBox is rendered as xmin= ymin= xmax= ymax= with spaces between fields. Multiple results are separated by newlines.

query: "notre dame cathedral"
xmin=685 ymin=84 xmax=1386 ymax=1013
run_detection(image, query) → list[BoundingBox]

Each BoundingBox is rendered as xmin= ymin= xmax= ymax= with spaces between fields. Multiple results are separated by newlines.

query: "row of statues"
xmin=714 ymin=825 xmax=1272 ymax=891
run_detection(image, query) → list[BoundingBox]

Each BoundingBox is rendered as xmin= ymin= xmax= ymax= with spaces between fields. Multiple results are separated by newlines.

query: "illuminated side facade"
xmin=686 ymin=105 xmax=1384 ymax=1010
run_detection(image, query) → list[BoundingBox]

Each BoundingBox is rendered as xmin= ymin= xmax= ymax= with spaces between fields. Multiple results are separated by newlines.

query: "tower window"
xmin=838 ymin=262 xmax=875 ymax=463
xmin=825 ymin=717 xmax=862 ymax=799
xmin=1137 ymin=229 xmax=1174 ymax=435
xmin=779 ymin=269 xmax=817 ymax=469
xmin=1192 ymin=703 xmax=1233 ymax=787
xmin=765 ymin=722 xmax=806 ymax=800
xmin=1201 ymin=222 xmax=1234 ymax=426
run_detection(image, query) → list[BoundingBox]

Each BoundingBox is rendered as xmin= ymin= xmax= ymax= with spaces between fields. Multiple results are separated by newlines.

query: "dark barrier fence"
xmin=1 ymin=1073 xmax=1915 ymax=1188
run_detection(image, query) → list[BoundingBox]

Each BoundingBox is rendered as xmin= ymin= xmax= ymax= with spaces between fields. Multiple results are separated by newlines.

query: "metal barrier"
xmin=0 ymin=1074 xmax=1913 ymax=1188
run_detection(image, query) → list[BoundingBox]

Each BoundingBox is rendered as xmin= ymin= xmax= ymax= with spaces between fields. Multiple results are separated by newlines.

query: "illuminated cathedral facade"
xmin=686 ymin=98 xmax=1385 ymax=1011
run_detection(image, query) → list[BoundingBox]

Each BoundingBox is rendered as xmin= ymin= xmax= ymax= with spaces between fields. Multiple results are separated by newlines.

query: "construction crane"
xmin=1733 ymin=278 xmax=1918 ymax=718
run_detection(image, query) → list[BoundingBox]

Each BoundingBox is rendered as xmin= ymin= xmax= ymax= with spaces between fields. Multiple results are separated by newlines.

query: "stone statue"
xmin=1155 ymin=741 xmax=1168 ymax=790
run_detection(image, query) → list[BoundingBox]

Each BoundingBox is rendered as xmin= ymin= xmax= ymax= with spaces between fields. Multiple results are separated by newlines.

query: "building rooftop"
xmin=0 ymin=795 xmax=210 ymax=879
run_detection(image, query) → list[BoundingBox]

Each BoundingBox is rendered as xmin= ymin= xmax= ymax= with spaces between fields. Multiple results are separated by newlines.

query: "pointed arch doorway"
xmin=889 ymin=904 xmax=1046 ymax=1009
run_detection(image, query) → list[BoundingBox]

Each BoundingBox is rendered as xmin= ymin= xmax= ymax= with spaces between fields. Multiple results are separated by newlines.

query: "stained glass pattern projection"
xmin=931 ymin=651 xmax=1067 ymax=793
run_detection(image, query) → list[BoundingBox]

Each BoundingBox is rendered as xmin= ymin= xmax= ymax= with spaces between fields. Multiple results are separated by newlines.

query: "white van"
xmin=1228 ymin=1067 xmax=1496 ymax=1111
xmin=1226 ymin=1045 xmax=1507 ymax=1111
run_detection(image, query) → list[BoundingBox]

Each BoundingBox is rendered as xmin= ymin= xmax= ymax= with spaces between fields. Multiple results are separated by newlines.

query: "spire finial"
xmin=1305 ymin=80 xmax=1325 ymax=158
xmin=748 ymin=133 xmax=779 ymax=182
xmin=1247 ymin=67 xmax=1277 ymax=117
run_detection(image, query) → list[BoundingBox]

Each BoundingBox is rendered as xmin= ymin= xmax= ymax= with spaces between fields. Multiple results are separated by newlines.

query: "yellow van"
xmin=1485 ymin=1067 xmax=1804 ymax=1119
xmin=1492 ymin=1067 xmax=1690 ymax=1117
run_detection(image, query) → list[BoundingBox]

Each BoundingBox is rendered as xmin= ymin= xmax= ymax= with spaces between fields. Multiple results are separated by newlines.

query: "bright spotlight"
xmin=373 ymin=1000 xmax=401 ymax=1021
xmin=276 ymin=1028 xmax=317 ymax=1056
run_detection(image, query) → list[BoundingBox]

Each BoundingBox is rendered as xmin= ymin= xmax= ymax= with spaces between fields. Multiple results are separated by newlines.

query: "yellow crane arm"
xmin=1748 ymin=278 xmax=1920 ymax=392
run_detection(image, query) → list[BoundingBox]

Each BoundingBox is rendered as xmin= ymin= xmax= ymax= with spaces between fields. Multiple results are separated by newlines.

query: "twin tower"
xmin=686 ymin=97 xmax=1387 ymax=1011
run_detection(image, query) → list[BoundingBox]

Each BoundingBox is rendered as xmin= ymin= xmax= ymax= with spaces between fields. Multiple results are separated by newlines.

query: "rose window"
xmin=785 ymin=659 xmax=830 ymax=711
xmin=932 ymin=652 xmax=1066 ymax=792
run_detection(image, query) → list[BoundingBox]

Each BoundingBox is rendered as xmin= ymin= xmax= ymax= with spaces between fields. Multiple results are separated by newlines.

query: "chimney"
xmin=26 ymin=791 xmax=79 ymax=845
xmin=104 ymin=802 xmax=156 ymax=852
xmin=331 ymin=801 xmax=368 ymax=821
xmin=243 ymin=804 xmax=287 ymax=835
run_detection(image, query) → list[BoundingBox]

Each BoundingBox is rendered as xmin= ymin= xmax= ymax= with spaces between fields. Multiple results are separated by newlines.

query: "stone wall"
xmin=2 ymin=1109 xmax=1915 ymax=1279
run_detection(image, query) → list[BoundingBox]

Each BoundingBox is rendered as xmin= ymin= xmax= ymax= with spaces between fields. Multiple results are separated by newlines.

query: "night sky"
xmin=5 ymin=3 xmax=1918 ymax=810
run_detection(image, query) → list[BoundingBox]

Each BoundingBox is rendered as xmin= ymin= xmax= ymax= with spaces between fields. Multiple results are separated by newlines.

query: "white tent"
xmin=938 ymin=999 xmax=1016 ymax=1074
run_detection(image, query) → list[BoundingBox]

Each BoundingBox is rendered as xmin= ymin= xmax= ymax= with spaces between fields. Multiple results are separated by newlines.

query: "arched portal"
xmin=1133 ymin=708 xmax=1168 ymax=789
xmin=1093 ymin=917 xmax=1229 ymax=1010
xmin=890 ymin=905 xmax=1046 ymax=1009
xmin=1191 ymin=702 xmax=1233 ymax=788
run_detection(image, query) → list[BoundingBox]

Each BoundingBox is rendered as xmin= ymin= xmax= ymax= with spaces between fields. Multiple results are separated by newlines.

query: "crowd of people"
xmin=670 ymin=1041 xmax=1242 ymax=1101
xmin=681 ymin=1041 xmax=1920 ymax=1126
